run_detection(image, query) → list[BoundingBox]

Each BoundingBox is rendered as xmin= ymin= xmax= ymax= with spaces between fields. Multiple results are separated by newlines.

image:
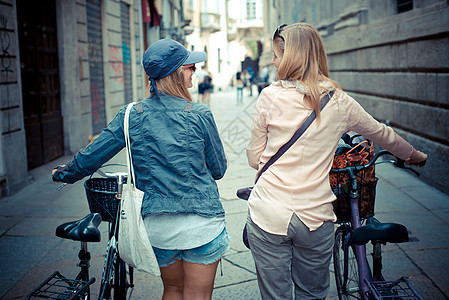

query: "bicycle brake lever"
xmin=394 ymin=159 xmax=420 ymax=177
xmin=413 ymin=159 xmax=427 ymax=167
xmin=57 ymin=183 xmax=67 ymax=191
xmin=406 ymin=167 xmax=420 ymax=177
xmin=96 ymin=169 xmax=107 ymax=177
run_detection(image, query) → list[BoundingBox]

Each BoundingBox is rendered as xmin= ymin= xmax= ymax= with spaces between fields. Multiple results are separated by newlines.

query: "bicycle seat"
xmin=56 ymin=213 xmax=102 ymax=242
xmin=351 ymin=218 xmax=409 ymax=245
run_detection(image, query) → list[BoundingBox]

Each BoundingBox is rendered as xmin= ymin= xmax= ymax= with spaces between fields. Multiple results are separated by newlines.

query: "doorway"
xmin=17 ymin=0 xmax=64 ymax=169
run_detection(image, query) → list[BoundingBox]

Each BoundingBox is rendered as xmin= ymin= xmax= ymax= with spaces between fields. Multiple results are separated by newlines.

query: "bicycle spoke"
xmin=99 ymin=237 xmax=118 ymax=299
xmin=334 ymin=227 xmax=361 ymax=300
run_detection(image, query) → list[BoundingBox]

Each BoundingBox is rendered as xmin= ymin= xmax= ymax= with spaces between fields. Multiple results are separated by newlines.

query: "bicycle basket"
xmin=84 ymin=178 xmax=121 ymax=222
xmin=330 ymin=138 xmax=378 ymax=224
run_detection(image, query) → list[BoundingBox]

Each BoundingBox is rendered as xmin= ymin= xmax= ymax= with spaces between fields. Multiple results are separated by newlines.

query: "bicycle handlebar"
xmin=96 ymin=169 xmax=128 ymax=179
xmin=56 ymin=164 xmax=128 ymax=191
xmin=330 ymin=149 xmax=421 ymax=177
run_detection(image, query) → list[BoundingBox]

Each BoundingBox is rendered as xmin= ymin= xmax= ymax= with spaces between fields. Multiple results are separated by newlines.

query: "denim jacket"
xmin=53 ymin=94 xmax=227 ymax=217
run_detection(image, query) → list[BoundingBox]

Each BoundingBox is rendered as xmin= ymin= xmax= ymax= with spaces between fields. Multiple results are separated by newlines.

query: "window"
xmin=218 ymin=48 xmax=221 ymax=73
xmin=246 ymin=0 xmax=256 ymax=20
xmin=397 ymin=0 xmax=413 ymax=13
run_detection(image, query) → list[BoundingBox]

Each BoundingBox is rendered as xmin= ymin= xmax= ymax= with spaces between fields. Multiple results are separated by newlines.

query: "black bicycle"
xmin=27 ymin=167 xmax=134 ymax=299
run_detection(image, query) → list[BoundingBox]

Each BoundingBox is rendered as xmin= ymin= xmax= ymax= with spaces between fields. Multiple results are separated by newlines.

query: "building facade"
xmin=183 ymin=0 xmax=236 ymax=89
xmin=180 ymin=0 xmax=265 ymax=90
xmin=0 ymin=0 xmax=153 ymax=196
xmin=260 ymin=0 xmax=449 ymax=194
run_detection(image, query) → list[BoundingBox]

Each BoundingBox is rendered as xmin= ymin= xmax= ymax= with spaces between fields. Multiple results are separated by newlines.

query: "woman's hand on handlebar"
xmin=52 ymin=165 xmax=65 ymax=182
xmin=405 ymin=149 xmax=427 ymax=167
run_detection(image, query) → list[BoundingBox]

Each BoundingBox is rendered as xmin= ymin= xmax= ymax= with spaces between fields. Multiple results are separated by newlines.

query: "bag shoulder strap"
xmin=124 ymin=103 xmax=136 ymax=188
xmin=256 ymin=91 xmax=335 ymax=183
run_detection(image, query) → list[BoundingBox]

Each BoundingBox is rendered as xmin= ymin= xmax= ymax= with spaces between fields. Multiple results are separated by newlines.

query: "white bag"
xmin=118 ymin=103 xmax=161 ymax=276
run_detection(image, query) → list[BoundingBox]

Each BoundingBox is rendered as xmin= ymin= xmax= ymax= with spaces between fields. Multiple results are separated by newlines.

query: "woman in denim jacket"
xmin=52 ymin=38 xmax=229 ymax=299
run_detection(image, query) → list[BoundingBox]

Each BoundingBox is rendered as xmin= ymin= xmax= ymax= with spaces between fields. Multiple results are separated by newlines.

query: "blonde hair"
xmin=274 ymin=23 xmax=340 ymax=120
xmin=149 ymin=67 xmax=193 ymax=101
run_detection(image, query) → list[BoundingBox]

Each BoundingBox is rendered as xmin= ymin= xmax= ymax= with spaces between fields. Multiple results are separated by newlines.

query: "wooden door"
xmin=17 ymin=0 xmax=64 ymax=169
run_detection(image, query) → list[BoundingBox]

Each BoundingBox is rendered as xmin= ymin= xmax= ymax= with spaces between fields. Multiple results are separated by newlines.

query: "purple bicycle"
xmin=332 ymin=149 xmax=423 ymax=300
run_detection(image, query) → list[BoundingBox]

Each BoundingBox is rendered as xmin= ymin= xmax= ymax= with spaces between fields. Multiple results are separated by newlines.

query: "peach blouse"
xmin=246 ymin=81 xmax=415 ymax=235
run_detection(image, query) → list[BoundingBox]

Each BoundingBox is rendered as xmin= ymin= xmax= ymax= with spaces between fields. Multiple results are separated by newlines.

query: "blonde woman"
xmin=245 ymin=23 xmax=427 ymax=299
xmin=53 ymin=39 xmax=229 ymax=300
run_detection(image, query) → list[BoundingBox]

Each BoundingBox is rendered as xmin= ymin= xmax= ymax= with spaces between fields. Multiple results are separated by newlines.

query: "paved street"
xmin=0 ymin=88 xmax=448 ymax=299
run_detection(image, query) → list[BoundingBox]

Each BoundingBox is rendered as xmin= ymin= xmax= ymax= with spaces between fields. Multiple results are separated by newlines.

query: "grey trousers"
xmin=246 ymin=213 xmax=334 ymax=300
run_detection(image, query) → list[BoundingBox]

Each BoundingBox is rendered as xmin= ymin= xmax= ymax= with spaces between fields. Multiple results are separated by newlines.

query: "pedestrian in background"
xmin=52 ymin=38 xmax=229 ymax=300
xmin=257 ymin=66 xmax=270 ymax=95
xmin=202 ymin=70 xmax=213 ymax=106
xmin=245 ymin=23 xmax=427 ymax=300
xmin=197 ymin=65 xmax=213 ymax=106
xmin=247 ymin=67 xmax=256 ymax=96
xmin=234 ymin=71 xmax=245 ymax=105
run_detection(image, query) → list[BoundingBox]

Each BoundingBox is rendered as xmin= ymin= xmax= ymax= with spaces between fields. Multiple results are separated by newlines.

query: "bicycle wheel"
xmin=99 ymin=239 xmax=118 ymax=299
xmin=334 ymin=226 xmax=361 ymax=299
xmin=113 ymin=258 xmax=129 ymax=299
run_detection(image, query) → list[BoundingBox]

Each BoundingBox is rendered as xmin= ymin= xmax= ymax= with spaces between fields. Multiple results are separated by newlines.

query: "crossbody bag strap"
xmin=255 ymin=90 xmax=335 ymax=183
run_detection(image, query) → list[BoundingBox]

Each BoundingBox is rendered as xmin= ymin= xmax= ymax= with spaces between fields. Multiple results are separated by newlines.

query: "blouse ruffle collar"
xmin=273 ymin=80 xmax=335 ymax=95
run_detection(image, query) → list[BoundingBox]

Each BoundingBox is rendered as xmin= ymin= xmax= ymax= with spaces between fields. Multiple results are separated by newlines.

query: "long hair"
xmin=274 ymin=23 xmax=340 ymax=120
xmin=150 ymin=67 xmax=193 ymax=101
xmin=236 ymin=72 xmax=242 ymax=80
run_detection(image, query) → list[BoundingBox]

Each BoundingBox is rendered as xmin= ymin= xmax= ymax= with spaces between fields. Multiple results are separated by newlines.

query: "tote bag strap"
xmin=124 ymin=103 xmax=137 ymax=189
xmin=255 ymin=90 xmax=334 ymax=183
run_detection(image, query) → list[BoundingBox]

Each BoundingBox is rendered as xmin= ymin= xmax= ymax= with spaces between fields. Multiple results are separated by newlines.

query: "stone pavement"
xmin=1 ymin=88 xmax=448 ymax=299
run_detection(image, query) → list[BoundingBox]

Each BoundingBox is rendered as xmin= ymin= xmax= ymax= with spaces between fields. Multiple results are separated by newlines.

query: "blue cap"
xmin=142 ymin=39 xmax=206 ymax=80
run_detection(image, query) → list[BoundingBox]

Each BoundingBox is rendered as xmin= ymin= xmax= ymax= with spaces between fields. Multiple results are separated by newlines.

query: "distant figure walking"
xmin=235 ymin=71 xmax=245 ymax=105
xmin=247 ymin=67 xmax=256 ymax=96
xmin=197 ymin=65 xmax=213 ymax=106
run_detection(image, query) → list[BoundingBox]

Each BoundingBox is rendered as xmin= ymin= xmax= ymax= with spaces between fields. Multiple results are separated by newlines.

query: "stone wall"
xmin=0 ymin=0 xmax=28 ymax=195
xmin=322 ymin=1 xmax=449 ymax=194
xmin=103 ymin=0 xmax=146 ymax=121
xmin=263 ymin=0 xmax=449 ymax=194
xmin=56 ymin=0 xmax=92 ymax=155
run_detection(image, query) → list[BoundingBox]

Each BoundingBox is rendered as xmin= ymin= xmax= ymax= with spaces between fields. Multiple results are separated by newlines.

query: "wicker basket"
xmin=331 ymin=171 xmax=378 ymax=224
xmin=84 ymin=178 xmax=120 ymax=222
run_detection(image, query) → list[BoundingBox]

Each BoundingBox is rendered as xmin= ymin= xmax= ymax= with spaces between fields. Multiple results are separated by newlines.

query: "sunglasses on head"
xmin=182 ymin=65 xmax=196 ymax=72
xmin=273 ymin=24 xmax=287 ymax=41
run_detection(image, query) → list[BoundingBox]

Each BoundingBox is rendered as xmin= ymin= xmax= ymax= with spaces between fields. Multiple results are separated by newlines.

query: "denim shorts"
xmin=152 ymin=228 xmax=230 ymax=267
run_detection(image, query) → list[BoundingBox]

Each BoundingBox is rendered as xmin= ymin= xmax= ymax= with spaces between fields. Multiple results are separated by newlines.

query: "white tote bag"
xmin=118 ymin=103 xmax=161 ymax=276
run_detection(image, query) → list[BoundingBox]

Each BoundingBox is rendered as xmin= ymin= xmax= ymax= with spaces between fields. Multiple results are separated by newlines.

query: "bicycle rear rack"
xmin=26 ymin=271 xmax=95 ymax=299
xmin=366 ymin=277 xmax=423 ymax=300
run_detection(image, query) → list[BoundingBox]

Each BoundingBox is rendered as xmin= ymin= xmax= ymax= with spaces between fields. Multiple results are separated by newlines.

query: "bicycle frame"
xmin=345 ymin=167 xmax=372 ymax=298
xmin=98 ymin=201 xmax=121 ymax=299
xmin=99 ymin=173 xmax=130 ymax=300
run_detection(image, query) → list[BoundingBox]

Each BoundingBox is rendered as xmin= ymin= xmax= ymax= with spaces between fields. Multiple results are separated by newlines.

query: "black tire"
xmin=334 ymin=226 xmax=361 ymax=300
xmin=113 ymin=258 xmax=128 ymax=299
xmin=99 ymin=242 xmax=117 ymax=299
